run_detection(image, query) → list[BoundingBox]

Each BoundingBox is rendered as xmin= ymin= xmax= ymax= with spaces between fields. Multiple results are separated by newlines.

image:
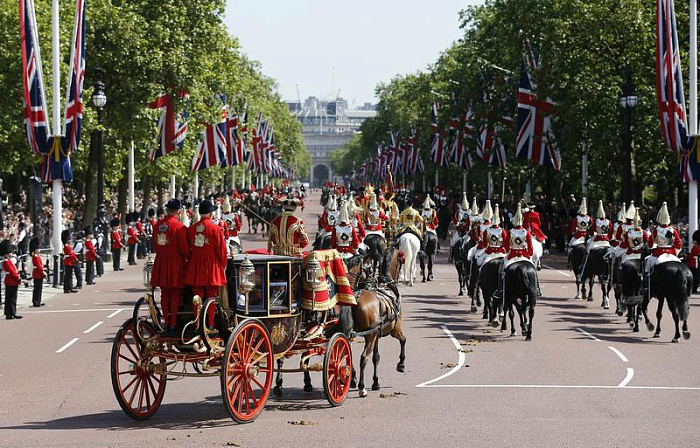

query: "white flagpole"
xmin=487 ymin=171 xmax=493 ymax=199
xmin=231 ymin=166 xmax=236 ymax=191
xmin=194 ymin=172 xmax=199 ymax=201
xmin=51 ymin=0 xmax=62 ymax=259
xmin=128 ymin=141 xmax=135 ymax=213
xmin=169 ymin=175 xmax=176 ymax=199
xmin=689 ymin=0 xmax=698 ymax=250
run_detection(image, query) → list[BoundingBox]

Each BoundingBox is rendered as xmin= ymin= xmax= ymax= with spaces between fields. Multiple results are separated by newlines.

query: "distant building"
xmin=289 ymin=96 xmax=377 ymax=186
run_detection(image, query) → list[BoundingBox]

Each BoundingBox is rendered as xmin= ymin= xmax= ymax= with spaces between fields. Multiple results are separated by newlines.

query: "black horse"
xmin=436 ymin=204 xmax=452 ymax=242
xmin=451 ymin=237 xmax=470 ymax=296
xmin=419 ymin=232 xmax=438 ymax=282
xmin=649 ymin=260 xmax=692 ymax=342
xmin=364 ymin=233 xmax=386 ymax=281
xmin=581 ymin=245 xmax=612 ymax=307
xmin=570 ymin=244 xmax=587 ymax=300
xmin=313 ymin=229 xmax=332 ymax=250
xmin=479 ymin=257 xmax=504 ymax=327
xmin=620 ymin=257 xmax=653 ymax=333
xmin=501 ymin=260 xmax=538 ymax=340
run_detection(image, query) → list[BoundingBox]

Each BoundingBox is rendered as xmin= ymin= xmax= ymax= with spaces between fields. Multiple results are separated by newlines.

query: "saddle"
xmin=656 ymin=253 xmax=681 ymax=265
xmin=504 ymin=256 xmax=534 ymax=269
xmin=397 ymin=227 xmax=422 ymax=241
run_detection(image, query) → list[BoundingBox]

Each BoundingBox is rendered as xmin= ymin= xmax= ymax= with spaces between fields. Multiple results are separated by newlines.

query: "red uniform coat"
xmin=268 ymin=212 xmax=310 ymax=256
xmin=483 ymin=227 xmax=508 ymax=254
xmin=687 ymin=245 xmax=700 ymax=268
xmin=85 ymin=239 xmax=97 ymax=262
xmin=319 ymin=211 xmax=339 ymax=232
xmin=3 ymin=258 xmax=21 ymax=286
xmin=589 ymin=218 xmax=613 ymax=241
xmin=475 ymin=221 xmax=491 ymax=250
xmin=111 ymin=229 xmax=125 ymax=250
xmin=365 ymin=210 xmax=388 ymax=232
xmin=184 ymin=216 xmax=227 ymax=287
xmin=227 ymin=214 xmax=242 ymax=237
xmin=505 ymin=227 xmax=534 ymax=259
xmin=331 ymin=225 xmax=360 ymax=254
xmin=422 ymin=209 xmax=439 ymax=232
xmin=569 ymin=215 xmax=592 ymax=239
xmin=31 ymin=254 xmax=45 ymax=279
xmin=353 ymin=213 xmax=366 ymax=239
xmin=649 ymin=225 xmax=682 ymax=257
xmin=63 ymin=243 xmax=78 ymax=266
xmin=136 ymin=221 xmax=145 ymax=237
xmin=523 ymin=210 xmax=546 ymax=242
xmin=127 ymin=226 xmax=139 ymax=245
xmin=151 ymin=214 xmax=190 ymax=289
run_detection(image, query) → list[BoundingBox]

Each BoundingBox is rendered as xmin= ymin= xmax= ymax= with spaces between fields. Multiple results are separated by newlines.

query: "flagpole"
xmin=169 ymin=175 xmax=176 ymax=199
xmin=128 ymin=141 xmax=135 ymax=213
xmin=231 ymin=166 xmax=236 ymax=192
xmin=487 ymin=170 xmax=493 ymax=199
xmin=462 ymin=171 xmax=467 ymax=193
xmin=194 ymin=172 xmax=199 ymax=201
xmin=51 ymin=0 xmax=62 ymax=260
xmin=689 ymin=0 xmax=698 ymax=251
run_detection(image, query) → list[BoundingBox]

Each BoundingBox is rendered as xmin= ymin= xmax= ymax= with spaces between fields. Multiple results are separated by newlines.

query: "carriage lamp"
xmin=305 ymin=252 xmax=325 ymax=290
xmin=238 ymin=256 xmax=255 ymax=296
xmin=143 ymin=255 xmax=154 ymax=289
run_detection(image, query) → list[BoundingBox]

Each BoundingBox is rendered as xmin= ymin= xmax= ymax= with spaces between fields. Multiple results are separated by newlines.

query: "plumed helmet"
xmin=180 ymin=207 xmax=191 ymax=227
xmin=326 ymin=195 xmax=338 ymax=212
xmin=422 ymin=196 xmax=433 ymax=210
xmin=512 ymin=203 xmax=524 ymax=227
xmin=634 ymin=209 xmax=642 ymax=227
xmin=596 ymin=200 xmax=606 ymax=219
xmin=481 ymin=200 xmax=493 ymax=222
xmin=222 ymin=196 xmax=232 ymax=213
xmin=470 ymin=197 xmax=479 ymax=216
xmin=461 ymin=193 xmax=469 ymax=211
xmin=61 ymin=229 xmax=71 ymax=245
xmin=369 ymin=193 xmax=379 ymax=210
xmin=29 ymin=237 xmax=40 ymax=254
xmin=656 ymin=201 xmax=671 ymax=226
xmin=578 ymin=197 xmax=588 ymax=215
xmin=616 ymin=202 xmax=626 ymax=222
xmin=492 ymin=204 xmax=501 ymax=227
xmin=193 ymin=206 xmax=201 ymax=223
xmin=625 ymin=201 xmax=636 ymax=221
xmin=339 ymin=201 xmax=350 ymax=224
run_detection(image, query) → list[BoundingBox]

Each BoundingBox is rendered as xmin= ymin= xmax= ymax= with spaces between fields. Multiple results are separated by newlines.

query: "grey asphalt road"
xmin=0 ymin=191 xmax=698 ymax=448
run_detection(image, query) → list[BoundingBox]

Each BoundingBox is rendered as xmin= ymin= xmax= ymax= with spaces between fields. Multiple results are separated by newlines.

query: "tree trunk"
xmin=142 ymin=176 xmax=152 ymax=213
xmin=82 ymin=130 xmax=100 ymax=229
xmin=157 ymin=181 xmax=164 ymax=210
xmin=117 ymin=170 xmax=128 ymax=224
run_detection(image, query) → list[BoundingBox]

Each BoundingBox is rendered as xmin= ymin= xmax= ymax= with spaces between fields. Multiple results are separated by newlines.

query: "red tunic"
xmin=422 ymin=210 xmax=439 ymax=232
xmin=136 ymin=221 xmax=145 ymax=237
xmin=32 ymin=254 xmax=45 ymax=279
xmin=85 ymin=239 xmax=97 ymax=262
xmin=589 ymin=218 xmax=613 ymax=242
xmin=505 ymin=227 xmax=534 ymax=259
xmin=63 ymin=243 xmax=78 ymax=267
xmin=227 ymin=214 xmax=242 ymax=237
xmin=111 ymin=230 xmax=125 ymax=250
xmin=319 ymin=211 xmax=339 ymax=232
xmin=331 ymin=225 xmax=360 ymax=254
xmin=353 ymin=213 xmax=366 ymax=239
xmin=569 ymin=215 xmax=591 ymax=239
xmin=127 ymin=226 xmax=139 ymax=245
xmin=184 ymin=216 xmax=227 ymax=287
xmin=687 ymin=245 xmax=700 ymax=268
xmin=3 ymin=258 xmax=21 ymax=286
xmin=365 ymin=211 xmax=388 ymax=232
xmin=475 ymin=221 xmax=491 ymax=250
xmin=151 ymin=215 xmax=190 ymax=289
xmin=523 ymin=210 xmax=546 ymax=242
xmin=649 ymin=225 xmax=682 ymax=257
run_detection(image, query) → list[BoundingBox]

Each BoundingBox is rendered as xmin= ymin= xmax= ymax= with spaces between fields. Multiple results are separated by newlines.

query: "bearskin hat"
xmin=29 ymin=237 xmax=40 ymax=254
xmin=61 ymin=229 xmax=71 ymax=245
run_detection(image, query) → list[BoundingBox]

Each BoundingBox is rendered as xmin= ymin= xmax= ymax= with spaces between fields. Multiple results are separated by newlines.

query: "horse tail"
xmin=340 ymin=305 xmax=355 ymax=337
xmin=521 ymin=263 xmax=539 ymax=302
xmin=674 ymin=265 xmax=690 ymax=322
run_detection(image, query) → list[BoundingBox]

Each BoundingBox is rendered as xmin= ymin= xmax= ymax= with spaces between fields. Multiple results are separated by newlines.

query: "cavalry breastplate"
xmin=368 ymin=210 xmax=380 ymax=225
xmin=486 ymin=228 xmax=503 ymax=248
xmin=510 ymin=228 xmax=528 ymax=250
xmin=655 ymin=226 xmax=674 ymax=248
xmin=459 ymin=210 xmax=469 ymax=222
xmin=422 ymin=210 xmax=433 ymax=221
xmin=576 ymin=216 xmax=590 ymax=232
xmin=335 ymin=225 xmax=353 ymax=247
xmin=327 ymin=211 xmax=339 ymax=227
xmin=595 ymin=218 xmax=610 ymax=235
xmin=627 ymin=229 xmax=645 ymax=250
xmin=479 ymin=223 xmax=489 ymax=234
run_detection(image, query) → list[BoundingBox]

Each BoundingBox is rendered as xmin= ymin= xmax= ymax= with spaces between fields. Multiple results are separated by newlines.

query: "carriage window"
xmin=269 ymin=263 xmax=290 ymax=313
xmin=291 ymin=264 xmax=302 ymax=311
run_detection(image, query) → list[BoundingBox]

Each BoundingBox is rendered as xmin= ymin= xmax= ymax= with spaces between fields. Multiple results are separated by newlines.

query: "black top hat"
xmin=166 ymin=198 xmax=182 ymax=211
xmin=0 ymin=239 xmax=10 ymax=256
xmin=61 ymin=229 xmax=71 ymax=245
xmin=110 ymin=217 xmax=120 ymax=228
xmin=198 ymin=199 xmax=218 ymax=215
xmin=29 ymin=237 xmax=40 ymax=254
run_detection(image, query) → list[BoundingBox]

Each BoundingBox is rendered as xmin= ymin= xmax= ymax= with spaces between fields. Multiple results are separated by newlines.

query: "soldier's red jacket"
xmin=422 ymin=209 xmax=439 ymax=232
xmin=111 ymin=229 xmax=125 ymax=250
xmin=505 ymin=227 xmax=534 ymax=259
xmin=127 ymin=226 xmax=139 ymax=245
xmin=523 ymin=210 xmax=546 ymax=242
xmin=31 ymin=253 xmax=45 ymax=279
xmin=63 ymin=243 xmax=78 ymax=266
xmin=482 ymin=227 xmax=508 ymax=254
xmin=227 ymin=214 xmax=242 ymax=237
xmin=151 ymin=214 xmax=190 ymax=289
xmin=184 ymin=216 xmax=227 ymax=287
xmin=331 ymin=224 xmax=360 ymax=254
xmin=649 ymin=225 xmax=682 ymax=257
xmin=85 ymin=239 xmax=97 ymax=262
xmin=588 ymin=218 xmax=613 ymax=242
xmin=3 ymin=258 xmax=21 ymax=286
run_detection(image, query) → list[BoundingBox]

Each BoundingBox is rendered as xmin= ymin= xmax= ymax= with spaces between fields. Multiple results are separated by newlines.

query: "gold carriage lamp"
xmin=143 ymin=254 xmax=154 ymax=289
xmin=305 ymin=252 xmax=325 ymax=312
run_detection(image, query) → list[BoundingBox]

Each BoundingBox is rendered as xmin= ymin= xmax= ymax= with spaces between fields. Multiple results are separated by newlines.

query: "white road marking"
xmin=32 ymin=308 xmax=122 ymax=314
xmin=84 ymin=321 xmax=104 ymax=334
xmin=608 ymin=346 xmax=629 ymax=363
xmin=108 ymin=309 xmax=125 ymax=318
xmin=418 ymin=383 xmax=700 ymax=391
xmin=56 ymin=338 xmax=79 ymax=353
xmin=542 ymin=264 xmax=572 ymax=277
xmin=415 ymin=325 xmax=466 ymax=388
xmin=618 ymin=368 xmax=635 ymax=387
xmin=575 ymin=328 xmax=601 ymax=341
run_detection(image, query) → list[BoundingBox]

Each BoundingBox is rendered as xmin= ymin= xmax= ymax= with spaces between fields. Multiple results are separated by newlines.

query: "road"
xmin=1 ymin=191 xmax=699 ymax=448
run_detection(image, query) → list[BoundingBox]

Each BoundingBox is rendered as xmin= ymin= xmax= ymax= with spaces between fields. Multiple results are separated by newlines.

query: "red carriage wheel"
xmin=111 ymin=318 xmax=167 ymax=420
xmin=323 ymin=333 xmax=352 ymax=407
xmin=221 ymin=318 xmax=273 ymax=423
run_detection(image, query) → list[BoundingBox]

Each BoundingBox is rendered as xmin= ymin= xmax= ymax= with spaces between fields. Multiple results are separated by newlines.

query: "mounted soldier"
xmin=364 ymin=193 xmax=388 ymax=239
xmin=469 ymin=200 xmax=492 ymax=268
xmin=644 ymin=202 xmax=682 ymax=297
xmin=568 ymin=198 xmax=591 ymax=267
xmin=453 ymin=193 xmax=471 ymax=237
xmin=268 ymin=197 xmax=310 ymax=257
xmin=523 ymin=201 xmax=545 ymax=269
xmin=587 ymin=200 xmax=613 ymax=253
xmin=331 ymin=202 xmax=360 ymax=259
xmin=222 ymin=196 xmax=243 ymax=255
xmin=397 ymin=197 xmax=424 ymax=241
xmin=319 ymin=195 xmax=339 ymax=234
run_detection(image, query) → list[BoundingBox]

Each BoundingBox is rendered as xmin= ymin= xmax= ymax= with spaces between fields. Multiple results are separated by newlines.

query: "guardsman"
xmin=421 ymin=196 xmax=439 ymax=237
xmin=644 ymin=202 xmax=682 ymax=295
xmin=111 ymin=218 xmax=125 ymax=271
xmin=73 ymin=229 xmax=84 ymax=289
xmin=185 ymin=199 xmax=227 ymax=326
xmin=29 ymin=237 xmax=45 ymax=307
xmin=84 ymin=226 xmax=97 ymax=285
xmin=223 ymin=197 xmax=243 ymax=250
xmin=2 ymin=240 xmax=22 ymax=319
xmin=453 ymin=193 xmax=471 ymax=236
xmin=523 ymin=202 xmax=546 ymax=244
xmin=319 ymin=195 xmax=340 ymax=234
xmin=621 ymin=209 xmax=646 ymax=263
xmin=470 ymin=200 xmax=493 ymax=266
xmin=136 ymin=212 xmax=147 ymax=259
xmin=126 ymin=213 xmax=139 ymax=266
xmin=331 ymin=203 xmax=360 ymax=258
xmin=62 ymin=229 xmax=78 ymax=293
xmin=268 ymin=197 xmax=310 ymax=257
xmin=364 ymin=193 xmax=388 ymax=238
xmin=611 ymin=202 xmax=627 ymax=249
xmin=568 ymin=198 xmax=591 ymax=266
xmin=180 ymin=204 xmax=192 ymax=227
xmin=481 ymin=204 xmax=507 ymax=260
xmin=152 ymin=199 xmax=190 ymax=331
xmin=505 ymin=204 xmax=534 ymax=262
xmin=587 ymin=200 xmax=613 ymax=252
xmin=347 ymin=196 xmax=367 ymax=239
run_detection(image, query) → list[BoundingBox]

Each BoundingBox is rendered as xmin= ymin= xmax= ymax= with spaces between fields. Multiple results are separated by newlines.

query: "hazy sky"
xmin=224 ymin=0 xmax=484 ymax=107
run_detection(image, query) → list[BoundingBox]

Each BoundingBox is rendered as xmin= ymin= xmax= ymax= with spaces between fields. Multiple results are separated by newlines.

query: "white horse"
xmin=531 ymin=239 xmax=544 ymax=269
xmin=398 ymin=233 xmax=421 ymax=286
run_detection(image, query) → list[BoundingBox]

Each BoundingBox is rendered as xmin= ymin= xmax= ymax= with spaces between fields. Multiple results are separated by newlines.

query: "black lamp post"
xmin=620 ymin=67 xmax=638 ymax=203
xmin=91 ymin=68 xmax=110 ymax=262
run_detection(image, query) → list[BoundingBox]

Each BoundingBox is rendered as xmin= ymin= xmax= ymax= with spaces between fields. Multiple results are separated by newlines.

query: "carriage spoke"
xmin=226 ymin=373 xmax=242 ymax=392
xmin=250 ymin=376 xmax=266 ymax=390
xmin=243 ymin=380 xmax=251 ymax=414
xmin=137 ymin=379 xmax=145 ymax=411
xmin=118 ymin=368 xmax=136 ymax=376
xmin=144 ymin=377 xmax=152 ymax=410
xmin=250 ymin=350 xmax=269 ymax=366
xmin=248 ymin=338 xmax=264 ymax=364
xmin=122 ymin=335 xmax=140 ymax=361
xmin=119 ymin=353 xmax=137 ymax=365
xmin=121 ymin=374 xmax=140 ymax=395
xmin=245 ymin=330 xmax=258 ymax=362
xmin=246 ymin=382 xmax=259 ymax=408
xmin=146 ymin=375 xmax=158 ymax=399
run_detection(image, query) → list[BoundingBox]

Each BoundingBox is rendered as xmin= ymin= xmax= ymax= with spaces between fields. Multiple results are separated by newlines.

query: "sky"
xmin=224 ymin=0 xmax=484 ymax=107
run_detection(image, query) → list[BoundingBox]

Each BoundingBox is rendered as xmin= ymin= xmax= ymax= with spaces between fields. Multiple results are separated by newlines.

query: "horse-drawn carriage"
xmin=111 ymin=253 xmax=353 ymax=423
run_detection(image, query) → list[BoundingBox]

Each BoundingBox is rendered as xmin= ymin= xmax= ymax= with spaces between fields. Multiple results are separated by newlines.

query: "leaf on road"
xmin=288 ymin=420 xmax=318 ymax=426
xmin=379 ymin=391 xmax=407 ymax=398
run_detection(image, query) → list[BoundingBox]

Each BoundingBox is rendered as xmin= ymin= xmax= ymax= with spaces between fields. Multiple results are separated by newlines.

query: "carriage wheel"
xmin=111 ymin=318 xmax=167 ymax=420
xmin=323 ymin=333 xmax=352 ymax=407
xmin=221 ymin=318 xmax=273 ymax=423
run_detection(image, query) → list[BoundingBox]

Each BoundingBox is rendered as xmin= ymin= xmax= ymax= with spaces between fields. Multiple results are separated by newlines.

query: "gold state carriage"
xmin=111 ymin=253 xmax=353 ymax=423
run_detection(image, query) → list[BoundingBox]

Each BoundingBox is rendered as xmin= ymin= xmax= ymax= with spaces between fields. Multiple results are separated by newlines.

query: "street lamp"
xmin=91 ymin=67 xmax=110 ymax=262
xmin=620 ymin=67 xmax=638 ymax=203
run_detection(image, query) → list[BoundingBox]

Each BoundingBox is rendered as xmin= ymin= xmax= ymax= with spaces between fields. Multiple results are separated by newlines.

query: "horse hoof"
xmin=633 ymin=327 xmax=640 ymax=333
xmin=499 ymin=312 xmax=505 ymax=319
xmin=396 ymin=363 xmax=405 ymax=373
xmin=683 ymin=331 xmax=691 ymax=340
xmin=350 ymin=378 xmax=357 ymax=389
xmin=603 ymin=304 xmax=610 ymax=310
xmin=422 ymin=279 xmax=426 ymax=283
xmin=359 ymin=388 xmax=368 ymax=398
xmin=587 ymin=297 xmax=593 ymax=302
xmin=476 ymin=300 xmax=482 ymax=307
xmin=304 ymin=384 xmax=313 ymax=393
xmin=672 ymin=338 xmax=679 ymax=343
xmin=481 ymin=312 xmax=488 ymax=320
xmin=428 ymin=275 xmax=434 ymax=281
xmin=458 ymin=290 xmax=464 ymax=297
xmin=371 ymin=383 xmax=380 ymax=391
xmin=525 ymin=336 xmax=532 ymax=341
xmin=653 ymin=333 xmax=660 ymax=338
xmin=647 ymin=322 xmax=655 ymax=332
xmin=490 ymin=319 xmax=500 ymax=328
xmin=510 ymin=331 xmax=516 ymax=337
xmin=273 ymin=386 xmax=284 ymax=398
xmin=616 ymin=310 xmax=624 ymax=317
xmin=470 ymin=306 xmax=477 ymax=313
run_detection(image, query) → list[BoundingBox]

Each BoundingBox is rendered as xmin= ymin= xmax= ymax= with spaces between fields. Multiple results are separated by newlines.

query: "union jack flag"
xmin=477 ymin=124 xmax=507 ymax=168
xmin=61 ymin=0 xmax=86 ymax=158
xmin=429 ymin=132 xmax=448 ymax=168
xmin=192 ymin=124 xmax=227 ymax=172
xmin=516 ymin=36 xmax=560 ymax=171
xmin=430 ymin=101 xmax=440 ymax=133
xmin=148 ymin=92 xmax=189 ymax=163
